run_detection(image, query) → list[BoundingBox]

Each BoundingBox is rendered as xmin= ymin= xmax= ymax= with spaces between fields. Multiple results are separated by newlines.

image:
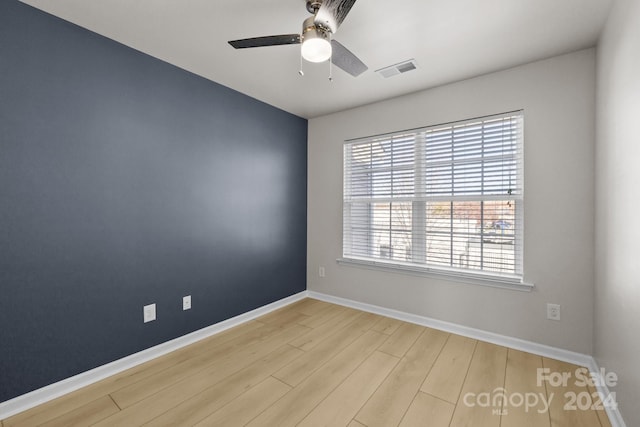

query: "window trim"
xmin=336 ymin=256 xmax=534 ymax=292
xmin=342 ymin=110 xmax=526 ymax=287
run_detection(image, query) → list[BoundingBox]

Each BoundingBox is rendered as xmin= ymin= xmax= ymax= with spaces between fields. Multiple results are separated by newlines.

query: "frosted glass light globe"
xmin=301 ymin=37 xmax=332 ymax=63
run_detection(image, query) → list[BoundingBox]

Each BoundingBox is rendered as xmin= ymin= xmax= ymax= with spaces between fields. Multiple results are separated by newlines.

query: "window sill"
xmin=336 ymin=257 xmax=534 ymax=292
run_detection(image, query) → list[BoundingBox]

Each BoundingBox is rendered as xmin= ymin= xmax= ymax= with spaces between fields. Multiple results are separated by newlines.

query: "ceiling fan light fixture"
xmin=301 ymin=36 xmax=332 ymax=63
xmin=301 ymin=16 xmax=332 ymax=63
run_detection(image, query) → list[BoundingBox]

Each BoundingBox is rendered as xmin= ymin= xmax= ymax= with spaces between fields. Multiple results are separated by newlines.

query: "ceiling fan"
xmin=228 ymin=0 xmax=368 ymax=77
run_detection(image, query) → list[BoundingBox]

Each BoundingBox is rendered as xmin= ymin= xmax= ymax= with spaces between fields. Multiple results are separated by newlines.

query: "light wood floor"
xmin=3 ymin=298 xmax=613 ymax=427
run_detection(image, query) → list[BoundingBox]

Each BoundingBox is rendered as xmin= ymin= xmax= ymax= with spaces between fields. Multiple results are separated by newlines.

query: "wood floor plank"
xmin=298 ymin=351 xmax=399 ymax=427
xmin=36 ymin=396 xmax=119 ymax=427
xmin=256 ymin=307 xmax=311 ymax=327
xmin=377 ymin=322 xmax=425 ymax=358
xmin=371 ymin=316 xmax=403 ymax=335
xmin=293 ymin=298 xmax=333 ymax=316
xmin=449 ymin=341 xmax=508 ymax=427
xmin=289 ymin=308 xmax=363 ymax=351
xmin=348 ymin=421 xmax=366 ymax=427
xmin=2 ymin=320 xmax=266 ymax=427
xmin=421 ymin=334 xmax=477 ymax=404
xmin=588 ymin=384 xmax=613 ymax=427
xmin=283 ymin=298 xmax=326 ymax=316
xmin=296 ymin=303 xmax=347 ymax=329
xmin=543 ymin=358 xmax=603 ymax=427
xmin=399 ymin=392 xmax=455 ymax=427
xmin=356 ymin=328 xmax=449 ymax=427
xmin=108 ymin=321 xmax=290 ymax=408
xmin=273 ymin=312 xmax=379 ymax=387
xmin=500 ymin=349 xmax=551 ymax=427
xmin=192 ymin=376 xmax=291 ymax=426
xmin=95 ymin=324 xmax=309 ymax=426
xmin=143 ymin=345 xmax=302 ymax=426
xmin=245 ymin=330 xmax=388 ymax=427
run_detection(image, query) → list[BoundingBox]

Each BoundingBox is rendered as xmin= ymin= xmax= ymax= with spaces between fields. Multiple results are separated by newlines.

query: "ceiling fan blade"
xmin=314 ymin=0 xmax=357 ymax=34
xmin=331 ymin=40 xmax=367 ymax=77
xmin=228 ymin=34 xmax=301 ymax=49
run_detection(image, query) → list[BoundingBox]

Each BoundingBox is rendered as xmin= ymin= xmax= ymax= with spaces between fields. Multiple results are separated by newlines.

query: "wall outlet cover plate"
xmin=547 ymin=303 xmax=561 ymax=321
xmin=144 ymin=303 xmax=156 ymax=323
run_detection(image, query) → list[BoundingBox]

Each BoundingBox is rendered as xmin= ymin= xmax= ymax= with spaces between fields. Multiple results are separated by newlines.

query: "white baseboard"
xmin=307 ymin=291 xmax=627 ymax=427
xmin=0 ymin=291 xmax=307 ymax=420
xmin=585 ymin=357 xmax=628 ymax=427
xmin=1 ymin=289 xmax=627 ymax=427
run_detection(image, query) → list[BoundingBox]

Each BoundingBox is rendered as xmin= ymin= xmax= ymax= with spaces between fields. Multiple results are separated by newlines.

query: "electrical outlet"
xmin=183 ymin=295 xmax=192 ymax=311
xmin=319 ymin=266 xmax=326 ymax=278
xmin=547 ymin=303 xmax=561 ymax=321
xmin=143 ymin=303 xmax=156 ymax=323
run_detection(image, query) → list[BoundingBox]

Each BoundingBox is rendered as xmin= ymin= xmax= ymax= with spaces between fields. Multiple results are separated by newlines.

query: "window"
xmin=342 ymin=111 xmax=524 ymax=283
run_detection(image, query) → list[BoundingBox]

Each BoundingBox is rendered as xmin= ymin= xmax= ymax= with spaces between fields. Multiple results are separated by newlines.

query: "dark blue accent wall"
xmin=0 ymin=1 xmax=307 ymax=402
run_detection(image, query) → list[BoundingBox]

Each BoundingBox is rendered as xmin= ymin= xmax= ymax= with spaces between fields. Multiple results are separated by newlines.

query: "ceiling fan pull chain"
xmin=299 ymin=49 xmax=305 ymax=76
xmin=328 ymin=34 xmax=333 ymax=82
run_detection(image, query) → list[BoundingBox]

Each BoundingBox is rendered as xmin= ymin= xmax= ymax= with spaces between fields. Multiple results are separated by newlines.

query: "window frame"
xmin=340 ymin=111 xmax=530 ymax=289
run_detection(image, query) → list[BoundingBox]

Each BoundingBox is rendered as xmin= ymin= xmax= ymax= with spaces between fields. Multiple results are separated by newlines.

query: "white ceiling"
xmin=21 ymin=0 xmax=612 ymax=118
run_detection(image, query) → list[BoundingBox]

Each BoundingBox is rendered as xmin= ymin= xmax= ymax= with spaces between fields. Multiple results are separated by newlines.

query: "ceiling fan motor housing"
xmin=302 ymin=16 xmax=330 ymax=40
xmin=301 ymin=16 xmax=332 ymax=63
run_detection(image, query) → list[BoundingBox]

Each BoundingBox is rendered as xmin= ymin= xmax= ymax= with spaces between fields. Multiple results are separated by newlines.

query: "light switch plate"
xmin=183 ymin=295 xmax=192 ymax=311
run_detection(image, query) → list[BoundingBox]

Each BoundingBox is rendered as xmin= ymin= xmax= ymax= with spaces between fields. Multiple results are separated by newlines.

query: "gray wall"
xmin=308 ymin=49 xmax=596 ymax=354
xmin=596 ymin=0 xmax=640 ymax=424
xmin=0 ymin=1 xmax=307 ymax=402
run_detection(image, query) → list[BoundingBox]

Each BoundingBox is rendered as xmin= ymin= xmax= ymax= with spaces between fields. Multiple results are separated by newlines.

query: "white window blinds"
xmin=343 ymin=111 xmax=524 ymax=280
